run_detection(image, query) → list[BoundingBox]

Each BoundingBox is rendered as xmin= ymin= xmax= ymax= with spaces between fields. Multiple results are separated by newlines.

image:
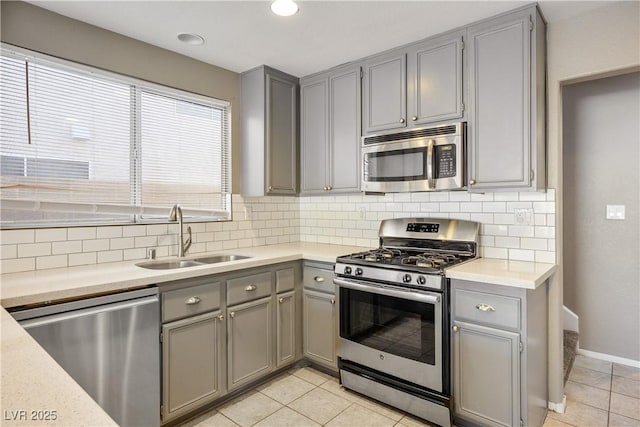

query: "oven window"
xmin=364 ymin=147 xmax=427 ymax=182
xmin=340 ymin=287 xmax=436 ymax=365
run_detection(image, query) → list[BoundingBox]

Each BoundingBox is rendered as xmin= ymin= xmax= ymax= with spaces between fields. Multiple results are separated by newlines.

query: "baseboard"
xmin=577 ymin=348 xmax=640 ymax=368
xmin=548 ymin=395 xmax=567 ymax=414
xmin=562 ymin=306 xmax=579 ymax=333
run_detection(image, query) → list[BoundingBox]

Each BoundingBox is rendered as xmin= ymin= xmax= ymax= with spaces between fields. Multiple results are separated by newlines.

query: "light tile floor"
xmin=544 ymin=355 xmax=640 ymax=427
xmin=181 ymin=355 xmax=640 ymax=427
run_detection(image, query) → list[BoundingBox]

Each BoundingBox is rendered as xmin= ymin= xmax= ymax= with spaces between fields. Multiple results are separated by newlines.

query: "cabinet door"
xmin=303 ymin=289 xmax=336 ymax=369
xmin=162 ymin=311 xmax=223 ymax=422
xmin=300 ymin=77 xmax=329 ymax=194
xmin=277 ymin=291 xmax=296 ymax=367
xmin=453 ymin=321 xmax=521 ymax=427
xmin=329 ymin=66 xmax=361 ymax=193
xmin=408 ymin=33 xmax=463 ymax=126
xmin=227 ymin=296 xmax=273 ymax=390
xmin=362 ymin=52 xmax=407 ymax=134
xmin=468 ymin=12 xmax=531 ymax=190
xmin=266 ymin=72 xmax=298 ymax=195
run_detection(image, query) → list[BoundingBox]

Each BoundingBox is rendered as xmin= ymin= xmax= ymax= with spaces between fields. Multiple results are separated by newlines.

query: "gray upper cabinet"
xmin=362 ymin=52 xmax=407 ymax=134
xmin=467 ymin=6 xmax=546 ymax=191
xmin=241 ymin=66 xmax=298 ymax=196
xmin=407 ymin=31 xmax=464 ymax=126
xmin=300 ymin=64 xmax=361 ymax=195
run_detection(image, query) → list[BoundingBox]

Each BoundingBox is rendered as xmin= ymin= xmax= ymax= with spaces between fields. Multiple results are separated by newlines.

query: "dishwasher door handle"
xmin=19 ymin=295 xmax=158 ymax=329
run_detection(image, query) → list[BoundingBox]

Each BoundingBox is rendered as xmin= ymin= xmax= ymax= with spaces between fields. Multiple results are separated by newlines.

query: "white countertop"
xmin=0 ymin=242 xmax=364 ymax=309
xmin=446 ymin=257 xmax=557 ymax=289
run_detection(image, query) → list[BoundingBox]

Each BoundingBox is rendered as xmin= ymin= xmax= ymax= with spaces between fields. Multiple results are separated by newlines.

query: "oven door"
xmin=335 ymin=277 xmax=444 ymax=393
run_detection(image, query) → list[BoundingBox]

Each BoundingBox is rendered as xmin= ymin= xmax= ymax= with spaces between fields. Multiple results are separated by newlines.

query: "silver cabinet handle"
xmin=399 ymin=118 xmax=406 ymax=124
xmin=217 ymin=315 xmax=224 ymax=321
xmin=469 ymin=179 xmax=476 ymax=185
xmin=245 ymin=285 xmax=257 ymax=291
xmin=323 ymin=186 xmax=328 ymax=191
xmin=453 ymin=325 xmax=459 ymax=332
xmin=475 ymin=303 xmax=496 ymax=312
xmin=185 ymin=296 xmax=201 ymax=305
xmin=327 ymin=186 xmax=332 ymax=190
xmin=230 ymin=312 xmax=235 ymax=318
xmin=330 ymin=298 xmax=335 ymax=305
xmin=268 ymin=185 xmax=273 ymax=191
xmin=412 ymin=116 xmax=418 ymax=121
xmin=279 ymin=295 xmax=293 ymax=303
xmin=279 ymin=297 xmax=284 ymax=303
xmin=314 ymin=276 xmax=325 ymax=283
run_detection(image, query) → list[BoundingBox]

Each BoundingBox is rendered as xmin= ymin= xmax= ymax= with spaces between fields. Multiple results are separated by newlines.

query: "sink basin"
xmin=136 ymin=259 xmax=204 ymax=270
xmin=136 ymin=254 xmax=251 ymax=270
xmin=193 ymin=255 xmax=251 ymax=264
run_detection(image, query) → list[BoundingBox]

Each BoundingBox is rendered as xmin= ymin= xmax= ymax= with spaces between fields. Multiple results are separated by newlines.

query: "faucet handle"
xmin=147 ymin=248 xmax=156 ymax=260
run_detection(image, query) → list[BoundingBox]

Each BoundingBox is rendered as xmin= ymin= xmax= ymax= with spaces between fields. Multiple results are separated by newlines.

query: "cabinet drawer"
xmin=163 ymin=282 xmax=221 ymax=323
xmin=454 ymin=289 xmax=521 ymax=330
xmin=303 ymin=266 xmax=334 ymax=293
xmin=276 ymin=268 xmax=295 ymax=293
xmin=227 ymin=272 xmax=272 ymax=306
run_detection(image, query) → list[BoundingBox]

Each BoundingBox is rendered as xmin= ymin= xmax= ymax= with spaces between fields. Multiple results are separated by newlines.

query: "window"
xmin=0 ymin=45 xmax=231 ymax=228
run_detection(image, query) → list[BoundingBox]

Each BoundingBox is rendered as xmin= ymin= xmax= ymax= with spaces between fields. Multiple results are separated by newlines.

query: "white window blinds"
xmin=0 ymin=46 xmax=231 ymax=227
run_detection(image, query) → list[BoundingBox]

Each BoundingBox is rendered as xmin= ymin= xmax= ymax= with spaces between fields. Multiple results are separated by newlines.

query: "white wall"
xmin=546 ymin=0 xmax=640 ymax=403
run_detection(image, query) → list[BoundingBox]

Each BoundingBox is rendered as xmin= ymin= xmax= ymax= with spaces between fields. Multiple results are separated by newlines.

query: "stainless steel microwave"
xmin=362 ymin=122 xmax=466 ymax=193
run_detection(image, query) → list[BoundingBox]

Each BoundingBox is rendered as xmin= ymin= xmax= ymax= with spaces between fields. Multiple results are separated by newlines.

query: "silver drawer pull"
xmin=230 ymin=312 xmax=235 ymax=318
xmin=475 ymin=303 xmax=496 ymax=312
xmin=217 ymin=315 xmax=224 ymax=321
xmin=279 ymin=295 xmax=292 ymax=304
xmin=185 ymin=296 xmax=201 ymax=305
xmin=245 ymin=285 xmax=257 ymax=291
xmin=314 ymin=276 xmax=325 ymax=283
xmin=330 ymin=298 xmax=335 ymax=305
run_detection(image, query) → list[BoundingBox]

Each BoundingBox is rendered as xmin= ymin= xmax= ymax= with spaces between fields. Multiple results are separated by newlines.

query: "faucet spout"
xmin=169 ymin=204 xmax=190 ymax=257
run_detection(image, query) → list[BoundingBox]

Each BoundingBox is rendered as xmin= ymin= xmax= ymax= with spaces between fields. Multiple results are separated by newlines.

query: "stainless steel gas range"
xmin=334 ymin=218 xmax=480 ymax=427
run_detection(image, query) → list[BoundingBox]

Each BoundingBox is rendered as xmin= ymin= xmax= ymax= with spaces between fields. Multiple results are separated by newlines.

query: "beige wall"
xmin=0 ymin=1 xmax=242 ymax=193
xmin=546 ymin=0 xmax=640 ymax=403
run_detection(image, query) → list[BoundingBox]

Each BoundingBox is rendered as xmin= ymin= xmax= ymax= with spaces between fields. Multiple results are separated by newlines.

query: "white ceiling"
xmin=27 ymin=0 xmax=613 ymax=77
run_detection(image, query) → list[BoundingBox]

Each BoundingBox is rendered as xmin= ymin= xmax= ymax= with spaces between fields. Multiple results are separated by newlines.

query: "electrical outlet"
xmin=606 ymin=205 xmax=625 ymax=220
xmin=514 ymin=208 xmax=534 ymax=225
xmin=244 ymin=206 xmax=252 ymax=220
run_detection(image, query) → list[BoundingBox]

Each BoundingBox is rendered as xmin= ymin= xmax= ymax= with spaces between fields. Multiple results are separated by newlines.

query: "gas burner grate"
xmin=401 ymin=253 xmax=461 ymax=269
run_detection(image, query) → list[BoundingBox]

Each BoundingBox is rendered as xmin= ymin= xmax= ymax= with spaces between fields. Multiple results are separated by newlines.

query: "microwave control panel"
xmin=435 ymin=144 xmax=456 ymax=178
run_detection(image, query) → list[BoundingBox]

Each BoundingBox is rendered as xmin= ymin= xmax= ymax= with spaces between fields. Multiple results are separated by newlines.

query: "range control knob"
xmin=355 ymin=268 xmax=364 ymax=276
xmin=344 ymin=266 xmax=352 ymax=275
xmin=417 ymin=275 xmax=426 ymax=285
xmin=402 ymin=274 xmax=412 ymax=283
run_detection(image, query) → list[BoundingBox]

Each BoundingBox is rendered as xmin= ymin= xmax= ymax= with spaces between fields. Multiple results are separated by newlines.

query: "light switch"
xmin=606 ymin=205 xmax=625 ymax=220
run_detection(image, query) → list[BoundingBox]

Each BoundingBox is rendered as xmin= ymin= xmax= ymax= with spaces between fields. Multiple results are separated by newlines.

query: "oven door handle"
xmin=333 ymin=278 xmax=441 ymax=305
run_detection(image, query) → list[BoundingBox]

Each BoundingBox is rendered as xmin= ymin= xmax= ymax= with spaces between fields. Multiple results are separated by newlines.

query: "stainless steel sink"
xmin=136 ymin=254 xmax=251 ymax=270
xmin=193 ymin=254 xmax=250 ymax=264
xmin=136 ymin=259 xmax=204 ymax=270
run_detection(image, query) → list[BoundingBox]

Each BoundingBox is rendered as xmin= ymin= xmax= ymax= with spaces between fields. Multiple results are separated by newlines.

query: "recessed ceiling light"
xmin=177 ymin=33 xmax=205 ymax=46
xmin=271 ymin=0 xmax=298 ymax=17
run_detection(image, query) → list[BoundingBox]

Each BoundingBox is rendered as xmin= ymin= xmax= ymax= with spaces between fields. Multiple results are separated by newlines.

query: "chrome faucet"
xmin=169 ymin=204 xmax=192 ymax=257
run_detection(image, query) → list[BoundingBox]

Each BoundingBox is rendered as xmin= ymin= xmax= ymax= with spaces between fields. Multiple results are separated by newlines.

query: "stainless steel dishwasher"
xmin=12 ymin=287 xmax=160 ymax=427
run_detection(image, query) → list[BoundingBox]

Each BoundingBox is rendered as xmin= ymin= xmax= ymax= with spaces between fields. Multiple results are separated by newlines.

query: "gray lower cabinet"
xmin=302 ymin=262 xmax=338 ymax=371
xmin=161 ymin=278 xmax=224 ymax=423
xmin=451 ymin=279 xmax=548 ymax=427
xmin=300 ymin=64 xmax=361 ymax=195
xmin=227 ymin=296 xmax=273 ymax=391
xmin=467 ymin=5 xmax=546 ymax=191
xmin=276 ymin=290 xmax=296 ymax=367
xmin=241 ymin=65 xmax=298 ymax=196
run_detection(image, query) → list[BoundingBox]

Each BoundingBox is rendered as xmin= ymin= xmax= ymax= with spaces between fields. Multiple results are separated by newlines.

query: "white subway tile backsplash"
xmin=2 ymin=229 xmax=35 ymax=244
xmin=1 ymin=245 xmax=17 ymax=260
xmin=535 ymin=251 xmax=556 ymax=263
xmin=509 ymin=249 xmax=535 ymax=262
xmin=67 ymin=227 xmax=97 ymax=241
xmin=2 ymin=257 xmax=35 ymax=273
xmin=18 ymin=242 xmax=51 ymax=258
xmin=0 ymin=192 xmax=555 ymax=272
xmin=35 ymin=228 xmax=67 ymax=242
xmin=36 ymin=255 xmax=68 ymax=270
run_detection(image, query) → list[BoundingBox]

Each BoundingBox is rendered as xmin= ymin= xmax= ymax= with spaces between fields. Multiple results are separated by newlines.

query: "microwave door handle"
xmin=427 ymin=139 xmax=435 ymax=189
